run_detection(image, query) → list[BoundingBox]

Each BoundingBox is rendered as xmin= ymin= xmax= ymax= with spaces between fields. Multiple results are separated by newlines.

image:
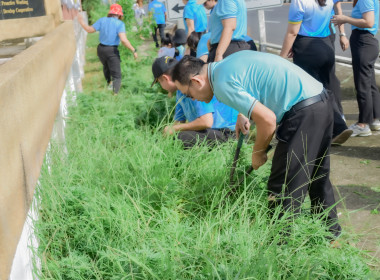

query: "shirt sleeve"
xmin=194 ymin=100 xmax=214 ymax=117
xmin=117 ymin=21 xmax=126 ymax=34
xmin=288 ymin=0 xmax=304 ymax=24
xmin=183 ymin=5 xmax=195 ymax=20
xmin=92 ymin=18 xmax=102 ymax=31
xmin=162 ymin=3 xmax=167 ymax=13
xmin=216 ymin=0 xmax=238 ymax=19
xmin=358 ymin=0 xmax=375 ymax=14
xmin=174 ymin=93 xmax=186 ymax=122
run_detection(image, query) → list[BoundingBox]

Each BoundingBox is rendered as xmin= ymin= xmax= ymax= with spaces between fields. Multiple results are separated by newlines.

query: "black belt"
xmin=282 ymin=89 xmax=329 ymax=121
xmin=99 ymin=43 xmax=118 ymax=47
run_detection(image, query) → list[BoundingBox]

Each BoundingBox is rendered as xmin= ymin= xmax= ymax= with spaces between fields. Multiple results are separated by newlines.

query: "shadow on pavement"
xmin=331 ymin=145 xmax=380 ymax=161
xmin=334 ymin=185 xmax=380 ymax=210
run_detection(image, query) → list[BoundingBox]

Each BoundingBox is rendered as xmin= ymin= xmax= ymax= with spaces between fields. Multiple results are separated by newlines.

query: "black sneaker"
xmin=331 ymin=129 xmax=353 ymax=146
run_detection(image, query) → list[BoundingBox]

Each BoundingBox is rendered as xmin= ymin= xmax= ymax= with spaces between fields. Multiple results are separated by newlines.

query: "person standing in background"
xmin=332 ymin=0 xmax=380 ymax=136
xmin=148 ymin=0 xmax=167 ymax=48
xmin=133 ymin=0 xmax=145 ymax=27
xmin=183 ymin=0 xmax=207 ymax=56
xmin=280 ymin=0 xmax=353 ymax=145
xmin=207 ymin=0 xmax=250 ymax=62
xmin=77 ymin=4 xmax=137 ymax=95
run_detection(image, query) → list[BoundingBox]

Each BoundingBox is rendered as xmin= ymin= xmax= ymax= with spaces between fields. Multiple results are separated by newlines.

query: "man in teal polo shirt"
xmin=172 ymin=52 xmax=342 ymax=239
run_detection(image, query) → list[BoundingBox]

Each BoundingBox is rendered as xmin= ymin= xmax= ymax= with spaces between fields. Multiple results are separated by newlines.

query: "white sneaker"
xmin=369 ymin=119 xmax=380 ymax=131
xmin=107 ymin=81 xmax=113 ymax=91
xmin=349 ymin=123 xmax=372 ymax=137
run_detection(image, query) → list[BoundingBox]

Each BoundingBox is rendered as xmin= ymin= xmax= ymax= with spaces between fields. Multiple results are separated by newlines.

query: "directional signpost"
xmin=166 ymin=0 xmax=283 ymax=20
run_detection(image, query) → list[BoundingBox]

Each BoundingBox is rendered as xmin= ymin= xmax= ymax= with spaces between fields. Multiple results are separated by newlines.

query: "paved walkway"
xmin=331 ymin=62 xmax=380 ymax=270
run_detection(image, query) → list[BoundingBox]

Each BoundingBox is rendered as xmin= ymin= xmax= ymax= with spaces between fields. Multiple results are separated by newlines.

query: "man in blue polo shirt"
xmin=148 ymin=0 xmax=167 ymax=48
xmin=183 ymin=0 xmax=207 ymax=36
xmin=151 ymin=56 xmax=236 ymax=148
xmin=172 ymin=52 xmax=342 ymax=240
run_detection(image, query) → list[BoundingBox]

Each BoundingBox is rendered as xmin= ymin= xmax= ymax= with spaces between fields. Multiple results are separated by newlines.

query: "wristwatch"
xmin=133 ymin=48 xmax=137 ymax=53
xmin=339 ymin=33 xmax=346 ymax=37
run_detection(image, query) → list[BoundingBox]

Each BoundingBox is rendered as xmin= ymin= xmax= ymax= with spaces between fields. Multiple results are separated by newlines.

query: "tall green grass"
xmin=33 ymin=33 xmax=374 ymax=279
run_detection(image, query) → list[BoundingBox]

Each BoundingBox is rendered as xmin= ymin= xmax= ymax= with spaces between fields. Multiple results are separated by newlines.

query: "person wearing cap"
xmin=207 ymin=0 xmax=250 ymax=62
xmin=78 ymin=4 xmax=137 ymax=95
xmin=183 ymin=0 xmax=208 ymax=39
xmin=148 ymin=0 xmax=167 ymax=48
xmin=151 ymin=56 xmax=235 ymax=148
xmin=173 ymin=29 xmax=187 ymax=60
xmin=172 ymin=52 xmax=342 ymax=240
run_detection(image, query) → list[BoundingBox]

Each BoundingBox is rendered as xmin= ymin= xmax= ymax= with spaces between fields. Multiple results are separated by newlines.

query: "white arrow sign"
xmin=166 ymin=0 xmax=283 ymax=20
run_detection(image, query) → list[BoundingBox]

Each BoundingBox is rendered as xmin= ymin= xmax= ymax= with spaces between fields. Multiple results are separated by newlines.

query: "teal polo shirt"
xmin=207 ymin=51 xmax=323 ymax=123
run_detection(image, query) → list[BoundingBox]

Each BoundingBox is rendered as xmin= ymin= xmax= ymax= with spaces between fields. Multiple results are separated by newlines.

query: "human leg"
xmin=97 ymin=44 xmax=111 ymax=84
xmin=268 ymin=93 xmax=340 ymax=235
xmin=152 ymin=25 xmax=159 ymax=47
xmin=157 ymin=24 xmax=166 ymax=44
xmin=106 ymin=47 xmax=122 ymax=94
xmin=177 ymin=129 xmax=231 ymax=149
xmin=350 ymin=30 xmax=379 ymax=124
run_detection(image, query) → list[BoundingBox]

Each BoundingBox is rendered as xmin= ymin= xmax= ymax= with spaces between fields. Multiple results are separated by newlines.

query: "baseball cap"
xmin=151 ymin=56 xmax=178 ymax=87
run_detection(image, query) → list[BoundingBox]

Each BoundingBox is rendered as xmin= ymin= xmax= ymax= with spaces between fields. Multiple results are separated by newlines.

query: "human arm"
xmin=165 ymin=11 xmax=168 ymax=22
xmin=186 ymin=18 xmax=195 ymax=37
xmin=333 ymin=2 xmax=349 ymax=51
xmin=119 ymin=33 xmax=138 ymax=59
xmin=249 ymin=102 xmax=276 ymax=170
xmin=214 ymin=17 xmax=236 ymax=62
xmin=280 ymin=22 xmax=301 ymax=58
xmin=332 ymin=11 xmax=375 ymax=29
xmin=164 ymin=113 xmax=213 ymax=135
xmin=77 ymin=13 xmax=96 ymax=33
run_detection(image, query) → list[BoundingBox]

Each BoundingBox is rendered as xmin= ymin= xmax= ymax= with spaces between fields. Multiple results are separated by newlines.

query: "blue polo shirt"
xmin=148 ymin=0 xmax=166 ymax=24
xmin=183 ymin=0 xmax=208 ymax=33
xmin=196 ymin=32 xmax=211 ymax=58
xmin=92 ymin=17 xmax=126 ymax=46
xmin=288 ymin=0 xmax=340 ymax=37
xmin=174 ymin=91 xmax=214 ymax=123
xmin=351 ymin=0 xmax=379 ymax=35
xmin=209 ymin=0 xmax=247 ymax=44
xmin=207 ymin=51 xmax=323 ymax=123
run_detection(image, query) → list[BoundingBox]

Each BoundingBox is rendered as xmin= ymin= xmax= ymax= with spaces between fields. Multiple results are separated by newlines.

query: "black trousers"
xmin=97 ymin=44 xmax=122 ymax=93
xmin=268 ymin=92 xmax=341 ymax=237
xmin=328 ymin=33 xmax=344 ymax=115
xmin=207 ymin=40 xmax=250 ymax=62
xmin=293 ymin=35 xmax=348 ymax=137
xmin=350 ymin=29 xmax=380 ymax=124
xmin=178 ymin=128 xmax=235 ymax=149
xmin=152 ymin=23 xmax=166 ymax=47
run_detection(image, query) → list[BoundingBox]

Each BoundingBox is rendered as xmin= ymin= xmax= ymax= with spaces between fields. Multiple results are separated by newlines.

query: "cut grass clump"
xmin=33 ymin=33 xmax=374 ymax=279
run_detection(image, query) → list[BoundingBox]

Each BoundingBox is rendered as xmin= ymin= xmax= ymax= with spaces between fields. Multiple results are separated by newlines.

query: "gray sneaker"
xmin=349 ymin=123 xmax=372 ymax=137
xmin=369 ymin=119 xmax=380 ymax=131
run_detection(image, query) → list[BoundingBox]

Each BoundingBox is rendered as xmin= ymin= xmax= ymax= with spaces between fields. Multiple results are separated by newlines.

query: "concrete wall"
xmin=0 ymin=20 xmax=76 ymax=280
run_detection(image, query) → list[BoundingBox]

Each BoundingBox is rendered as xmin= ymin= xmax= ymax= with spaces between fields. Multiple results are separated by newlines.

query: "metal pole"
xmin=258 ymin=9 xmax=267 ymax=52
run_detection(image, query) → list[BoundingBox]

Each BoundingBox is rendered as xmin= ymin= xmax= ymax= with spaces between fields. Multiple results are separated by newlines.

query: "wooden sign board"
xmin=0 ymin=0 xmax=46 ymax=20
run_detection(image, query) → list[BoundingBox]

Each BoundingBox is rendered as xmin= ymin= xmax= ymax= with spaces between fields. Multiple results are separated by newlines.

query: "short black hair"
xmin=161 ymin=33 xmax=173 ymax=46
xmin=186 ymin=31 xmax=202 ymax=51
xmin=172 ymin=55 xmax=206 ymax=85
